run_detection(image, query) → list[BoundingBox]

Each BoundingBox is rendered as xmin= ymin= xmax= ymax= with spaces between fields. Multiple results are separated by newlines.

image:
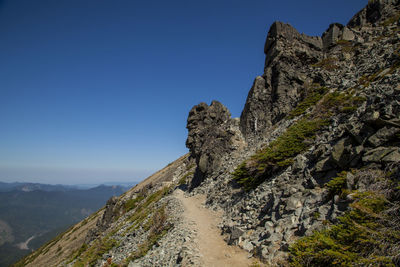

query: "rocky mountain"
xmin=14 ymin=0 xmax=400 ymax=266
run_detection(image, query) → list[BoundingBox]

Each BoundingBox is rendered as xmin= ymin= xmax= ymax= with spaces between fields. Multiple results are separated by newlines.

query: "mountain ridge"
xmin=15 ymin=0 xmax=400 ymax=266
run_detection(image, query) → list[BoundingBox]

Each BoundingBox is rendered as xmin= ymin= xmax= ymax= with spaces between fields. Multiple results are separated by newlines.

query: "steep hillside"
xmin=16 ymin=0 xmax=400 ymax=266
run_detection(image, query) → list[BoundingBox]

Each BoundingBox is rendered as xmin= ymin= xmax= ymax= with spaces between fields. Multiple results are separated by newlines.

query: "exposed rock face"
xmin=186 ymin=0 xmax=400 ymax=264
xmin=240 ymin=22 xmax=323 ymax=142
xmin=322 ymin=23 xmax=357 ymax=49
xmin=85 ymin=196 xmax=120 ymax=243
xmin=186 ymin=101 xmax=245 ymax=189
xmin=348 ymin=0 xmax=399 ymax=27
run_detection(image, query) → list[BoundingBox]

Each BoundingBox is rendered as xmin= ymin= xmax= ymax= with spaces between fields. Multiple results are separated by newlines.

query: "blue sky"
xmin=0 ymin=0 xmax=366 ymax=185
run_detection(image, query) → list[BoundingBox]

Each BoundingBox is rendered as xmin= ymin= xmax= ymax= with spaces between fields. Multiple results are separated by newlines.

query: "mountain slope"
xmin=15 ymin=0 xmax=400 ymax=266
xmin=0 ymin=184 xmax=127 ymax=267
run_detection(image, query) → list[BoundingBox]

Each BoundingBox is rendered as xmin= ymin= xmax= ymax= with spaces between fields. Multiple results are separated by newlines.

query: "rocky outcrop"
xmin=185 ymin=0 xmax=400 ymax=264
xmin=240 ymin=22 xmax=323 ymax=142
xmin=186 ymin=101 xmax=245 ymax=189
xmin=348 ymin=0 xmax=400 ymax=28
xmin=85 ymin=196 xmax=119 ymax=243
xmin=322 ymin=23 xmax=356 ymax=49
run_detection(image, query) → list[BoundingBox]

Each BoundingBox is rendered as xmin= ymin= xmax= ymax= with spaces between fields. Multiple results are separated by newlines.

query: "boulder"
xmin=186 ymin=101 xmax=244 ymax=189
xmin=368 ymin=126 xmax=400 ymax=147
xmin=362 ymin=147 xmax=400 ymax=163
xmin=331 ymin=137 xmax=354 ymax=169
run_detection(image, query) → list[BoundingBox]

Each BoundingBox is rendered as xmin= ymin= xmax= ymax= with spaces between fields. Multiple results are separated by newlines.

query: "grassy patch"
xmin=124 ymin=194 xmax=145 ymax=212
xmin=358 ymin=69 xmax=385 ymax=87
xmin=289 ymin=190 xmax=399 ymax=267
xmin=336 ymin=39 xmax=354 ymax=53
xmin=289 ymin=85 xmax=328 ymax=118
xmin=312 ymin=57 xmax=339 ymax=71
xmin=315 ymin=91 xmax=366 ymax=116
xmin=312 ymin=211 xmax=321 ymax=220
xmin=72 ymin=237 xmax=118 ymax=267
xmin=325 ymin=171 xmax=347 ymax=198
xmin=233 ymin=118 xmax=328 ymax=190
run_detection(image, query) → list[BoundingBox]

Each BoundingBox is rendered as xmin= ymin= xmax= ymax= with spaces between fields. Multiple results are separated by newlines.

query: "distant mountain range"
xmin=0 ymin=181 xmax=133 ymax=267
xmin=0 ymin=181 xmax=136 ymax=192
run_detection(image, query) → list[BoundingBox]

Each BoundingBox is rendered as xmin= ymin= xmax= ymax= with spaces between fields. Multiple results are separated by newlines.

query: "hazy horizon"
xmin=0 ymin=0 xmax=366 ymax=185
xmin=0 ymin=166 xmax=152 ymax=185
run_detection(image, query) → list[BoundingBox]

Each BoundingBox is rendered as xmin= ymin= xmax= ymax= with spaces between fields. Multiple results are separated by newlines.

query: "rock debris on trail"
xmin=174 ymin=189 xmax=253 ymax=267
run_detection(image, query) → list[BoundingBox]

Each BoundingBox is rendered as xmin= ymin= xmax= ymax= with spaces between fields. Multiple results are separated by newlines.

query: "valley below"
xmin=0 ymin=183 xmax=129 ymax=267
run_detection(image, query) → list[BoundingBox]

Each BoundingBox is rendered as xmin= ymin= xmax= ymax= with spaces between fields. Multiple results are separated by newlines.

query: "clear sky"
xmin=0 ymin=0 xmax=367 ymax=185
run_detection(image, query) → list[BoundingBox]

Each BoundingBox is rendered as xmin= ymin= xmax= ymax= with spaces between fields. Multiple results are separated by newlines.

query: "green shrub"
xmin=233 ymin=118 xmax=328 ymax=190
xmin=289 ymin=190 xmax=398 ymax=267
xmin=289 ymin=86 xmax=328 ymax=118
xmin=317 ymin=91 xmax=366 ymax=116
xmin=325 ymin=172 xmax=347 ymax=198
xmin=124 ymin=194 xmax=145 ymax=212
xmin=312 ymin=211 xmax=321 ymax=220
xmin=72 ymin=237 xmax=118 ymax=267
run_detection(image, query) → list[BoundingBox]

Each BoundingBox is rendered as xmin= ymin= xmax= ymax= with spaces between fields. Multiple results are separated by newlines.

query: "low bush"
xmin=124 ymin=194 xmax=145 ymax=212
xmin=289 ymin=86 xmax=328 ymax=118
xmin=325 ymin=171 xmax=348 ymax=198
xmin=233 ymin=118 xmax=328 ymax=190
xmin=73 ymin=237 xmax=118 ymax=267
xmin=312 ymin=57 xmax=339 ymax=71
xmin=314 ymin=91 xmax=366 ymax=117
xmin=289 ymin=189 xmax=400 ymax=267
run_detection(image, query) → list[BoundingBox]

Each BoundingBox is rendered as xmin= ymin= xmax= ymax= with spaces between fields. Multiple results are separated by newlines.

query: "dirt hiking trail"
xmin=174 ymin=189 xmax=253 ymax=267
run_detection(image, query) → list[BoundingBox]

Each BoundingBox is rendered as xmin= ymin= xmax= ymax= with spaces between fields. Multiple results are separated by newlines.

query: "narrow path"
xmin=174 ymin=189 xmax=253 ymax=267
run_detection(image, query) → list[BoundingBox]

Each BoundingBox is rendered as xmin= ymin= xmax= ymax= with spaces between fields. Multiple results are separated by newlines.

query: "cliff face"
xmin=240 ymin=21 xmax=324 ymax=141
xmin=16 ymin=1 xmax=400 ymax=266
xmin=186 ymin=0 xmax=400 ymax=264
